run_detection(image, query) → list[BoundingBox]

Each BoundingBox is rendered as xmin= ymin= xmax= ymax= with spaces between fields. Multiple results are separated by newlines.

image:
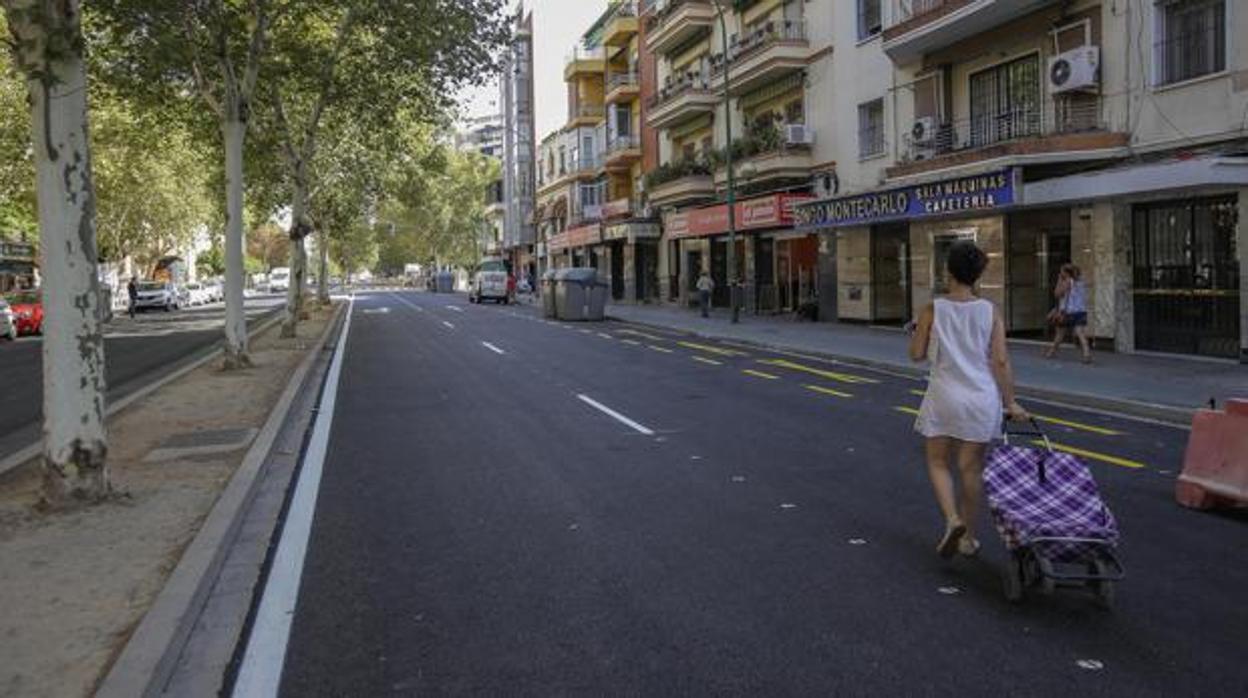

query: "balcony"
xmin=604 ymin=135 xmax=642 ymax=171
xmin=710 ymin=122 xmax=814 ymax=188
xmin=571 ymin=153 xmax=603 ymax=180
xmin=708 ymin=19 xmax=809 ymax=96
xmin=564 ymin=46 xmax=606 ymax=81
xmin=888 ymin=98 xmax=1129 ymax=179
xmin=647 ymin=70 xmax=718 ymax=129
xmin=646 ymin=0 xmax=716 ymax=57
xmin=883 ymin=0 xmax=1062 ymax=63
xmin=603 ymin=2 xmax=639 ymax=48
xmin=645 ymin=159 xmax=716 ymax=208
xmin=605 ymin=72 xmax=641 ymax=105
xmin=567 ymin=103 xmax=605 ymax=129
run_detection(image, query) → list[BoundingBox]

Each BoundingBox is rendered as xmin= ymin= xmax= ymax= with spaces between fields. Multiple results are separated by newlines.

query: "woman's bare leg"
xmin=1075 ymin=325 xmax=1092 ymax=361
xmin=925 ymin=437 xmax=959 ymax=524
xmin=955 ymin=440 xmax=989 ymax=543
xmin=1045 ymin=325 xmax=1067 ymax=357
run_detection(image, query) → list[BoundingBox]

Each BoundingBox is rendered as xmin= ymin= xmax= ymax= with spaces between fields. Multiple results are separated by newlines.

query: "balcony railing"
xmin=607 ymin=135 xmax=641 ymax=154
xmin=898 ymin=98 xmax=1106 ymax=163
xmin=570 ymin=104 xmax=605 ymax=122
xmin=608 ymin=72 xmax=640 ymax=92
xmin=609 ymin=0 xmax=639 ymax=20
xmin=709 ymin=20 xmax=807 ymax=76
xmin=647 ymin=68 xmax=712 ymax=109
xmin=891 ymin=0 xmax=953 ymax=26
xmin=572 ymin=153 xmax=602 ymax=173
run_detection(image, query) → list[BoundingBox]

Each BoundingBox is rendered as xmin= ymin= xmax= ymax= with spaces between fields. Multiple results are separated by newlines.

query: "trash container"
xmin=541 ymin=270 xmax=558 ymax=319
xmin=435 ymin=271 xmax=455 ymax=294
xmin=554 ymin=268 xmax=605 ymax=322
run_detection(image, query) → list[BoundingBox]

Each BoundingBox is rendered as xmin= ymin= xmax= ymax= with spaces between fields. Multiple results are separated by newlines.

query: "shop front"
xmin=795 ymin=169 xmax=1020 ymax=326
xmin=548 ymin=223 xmax=602 ymax=273
xmin=663 ymin=193 xmax=812 ymax=311
xmin=603 ymin=218 xmax=662 ymax=303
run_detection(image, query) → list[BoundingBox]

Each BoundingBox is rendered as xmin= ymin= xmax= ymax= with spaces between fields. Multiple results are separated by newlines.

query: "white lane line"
xmin=442 ymin=321 xmax=455 ymax=330
xmin=445 ymin=305 xmax=463 ymax=313
xmin=233 ymin=297 xmax=354 ymax=697
xmin=482 ymin=341 xmax=505 ymax=355
xmin=576 ymin=394 xmax=655 ymax=436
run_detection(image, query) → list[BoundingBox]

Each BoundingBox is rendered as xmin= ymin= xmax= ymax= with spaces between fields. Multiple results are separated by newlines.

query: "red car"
xmin=7 ymin=291 xmax=43 ymax=336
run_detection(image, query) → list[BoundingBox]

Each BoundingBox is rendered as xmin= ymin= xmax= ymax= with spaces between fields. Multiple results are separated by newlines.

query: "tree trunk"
xmin=6 ymin=1 xmax=110 ymax=502
xmin=281 ymin=162 xmax=311 ymax=337
xmin=317 ymin=231 xmax=330 ymax=305
xmin=222 ymin=114 xmax=250 ymax=367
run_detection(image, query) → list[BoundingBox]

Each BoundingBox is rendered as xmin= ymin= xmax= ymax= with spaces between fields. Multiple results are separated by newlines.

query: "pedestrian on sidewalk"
xmin=908 ymin=240 xmax=1027 ymax=559
xmin=127 ymin=277 xmax=138 ymax=319
xmin=1044 ymin=263 xmax=1092 ymax=363
xmin=696 ymin=270 xmax=714 ymax=318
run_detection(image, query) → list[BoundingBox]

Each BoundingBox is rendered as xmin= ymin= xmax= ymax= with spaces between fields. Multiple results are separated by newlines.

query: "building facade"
xmin=457 ymin=114 xmax=505 ymax=159
xmin=792 ymin=0 xmax=1246 ymax=362
xmin=501 ymin=6 xmax=538 ymax=280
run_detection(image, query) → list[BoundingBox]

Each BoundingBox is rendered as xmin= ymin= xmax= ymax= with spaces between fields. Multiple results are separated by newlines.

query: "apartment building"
xmin=643 ymin=0 xmax=830 ymax=314
xmin=535 ymin=1 xmax=663 ymax=303
xmin=794 ymin=0 xmax=1246 ymax=362
xmin=501 ymin=6 xmax=538 ymax=281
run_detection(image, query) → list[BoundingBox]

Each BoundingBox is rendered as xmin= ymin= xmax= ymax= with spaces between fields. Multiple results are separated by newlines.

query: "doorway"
xmin=1007 ymin=210 xmax=1071 ymax=337
xmin=1132 ymin=197 xmax=1240 ymax=359
xmin=755 ymin=238 xmax=776 ymax=312
xmin=610 ymin=242 xmax=625 ymax=301
xmin=871 ymin=224 xmax=911 ymax=324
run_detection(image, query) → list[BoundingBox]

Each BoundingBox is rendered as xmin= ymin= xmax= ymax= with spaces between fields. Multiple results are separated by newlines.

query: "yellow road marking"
xmin=617 ymin=328 xmax=669 ymax=342
xmin=677 ymin=341 xmax=746 ymax=357
xmin=895 ymin=406 xmax=921 ymax=417
xmin=1033 ymin=440 xmax=1145 ymax=470
xmin=911 ymin=388 xmax=1121 ymax=436
xmin=648 ymin=345 xmax=673 ymax=353
xmin=805 ymin=385 xmax=854 ymax=399
xmin=759 ymin=359 xmax=880 ymax=385
xmin=621 ymin=339 xmax=641 ymax=346
xmin=692 ymin=356 xmax=723 ymax=366
xmin=742 ymin=369 xmax=780 ymax=380
xmin=1032 ymin=415 xmax=1123 ymax=436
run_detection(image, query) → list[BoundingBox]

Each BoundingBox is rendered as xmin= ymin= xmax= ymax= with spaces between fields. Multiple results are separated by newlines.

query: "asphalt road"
xmin=271 ymin=290 xmax=1246 ymax=696
xmin=0 ymin=297 xmax=283 ymax=462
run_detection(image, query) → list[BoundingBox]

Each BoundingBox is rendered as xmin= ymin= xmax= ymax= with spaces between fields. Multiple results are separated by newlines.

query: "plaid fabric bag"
xmin=984 ymin=444 xmax=1119 ymax=561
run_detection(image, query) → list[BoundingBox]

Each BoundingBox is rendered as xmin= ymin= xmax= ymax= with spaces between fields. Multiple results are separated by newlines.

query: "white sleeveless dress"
xmin=914 ymin=298 xmax=1002 ymax=443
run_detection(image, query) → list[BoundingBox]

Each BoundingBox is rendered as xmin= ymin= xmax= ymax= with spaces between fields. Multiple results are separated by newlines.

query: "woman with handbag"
xmin=1044 ymin=264 xmax=1092 ymax=363
xmin=908 ymin=241 xmax=1028 ymax=558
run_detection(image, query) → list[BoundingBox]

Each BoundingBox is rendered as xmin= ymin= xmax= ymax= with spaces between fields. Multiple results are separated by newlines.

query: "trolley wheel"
xmin=1091 ymin=559 xmax=1115 ymax=610
xmin=1002 ymin=555 xmax=1024 ymax=603
xmin=1036 ymin=556 xmax=1056 ymax=596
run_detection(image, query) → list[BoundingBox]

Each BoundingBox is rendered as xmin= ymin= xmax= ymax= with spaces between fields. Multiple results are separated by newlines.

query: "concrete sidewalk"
xmin=606 ymin=302 xmax=1248 ymax=422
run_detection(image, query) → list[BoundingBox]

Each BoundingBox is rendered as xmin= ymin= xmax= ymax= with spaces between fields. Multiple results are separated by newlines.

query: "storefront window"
xmin=931 ymin=230 xmax=978 ymax=295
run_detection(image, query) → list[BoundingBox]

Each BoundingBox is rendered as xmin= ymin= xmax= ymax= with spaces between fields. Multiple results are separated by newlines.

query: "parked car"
xmin=269 ymin=267 xmax=291 ymax=293
xmin=468 ymin=258 xmax=510 ymax=304
xmin=6 ymin=290 xmax=43 ymax=336
xmin=0 ymin=297 xmax=16 ymax=341
xmin=132 ymin=280 xmax=182 ymax=312
xmin=184 ymin=282 xmax=208 ymax=306
xmin=207 ymin=280 xmax=224 ymax=303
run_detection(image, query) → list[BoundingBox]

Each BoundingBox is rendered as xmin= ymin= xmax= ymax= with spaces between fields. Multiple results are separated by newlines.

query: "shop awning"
xmin=1024 ymin=155 xmax=1248 ymax=205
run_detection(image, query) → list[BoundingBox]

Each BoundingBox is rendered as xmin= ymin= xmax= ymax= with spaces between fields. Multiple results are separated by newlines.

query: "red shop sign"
xmin=666 ymin=194 xmax=813 ymax=240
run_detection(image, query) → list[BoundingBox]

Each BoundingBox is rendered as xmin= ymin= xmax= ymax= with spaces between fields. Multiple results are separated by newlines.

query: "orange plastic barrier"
xmin=1176 ymin=399 xmax=1248 ymax=510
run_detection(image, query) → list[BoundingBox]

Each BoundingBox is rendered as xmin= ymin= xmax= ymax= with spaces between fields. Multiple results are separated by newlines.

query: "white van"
xmin=269 ymin=267 xmax=291 ymax=293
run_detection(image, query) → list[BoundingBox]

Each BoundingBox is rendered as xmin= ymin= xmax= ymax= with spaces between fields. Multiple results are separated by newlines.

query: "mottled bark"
xmin=5 ymin=0 xmax=110 ymax=502
xmin=222 ymin=114 xmax=251 ymax=367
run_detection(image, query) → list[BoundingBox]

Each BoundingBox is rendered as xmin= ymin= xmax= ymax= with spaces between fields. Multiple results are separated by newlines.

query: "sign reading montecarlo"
xmin=794 ymin=169 xmax=1018 ymax=230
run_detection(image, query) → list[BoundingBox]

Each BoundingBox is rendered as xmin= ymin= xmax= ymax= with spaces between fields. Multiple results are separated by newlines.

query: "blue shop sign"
xmin=794 ymin=168 xmax=1018 ymax=229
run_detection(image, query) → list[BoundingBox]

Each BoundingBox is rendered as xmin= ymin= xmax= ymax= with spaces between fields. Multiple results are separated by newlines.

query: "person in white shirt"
xmin=908 ymin=241 xmax=1028 ymax=558
xmin=1044 ymin=263 xmax=1092 ymax=363
xmin=696 ymin=270 xmax=714 ymax=318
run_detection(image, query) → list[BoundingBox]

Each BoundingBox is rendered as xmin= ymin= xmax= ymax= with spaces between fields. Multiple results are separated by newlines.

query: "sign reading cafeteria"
xmin=794 ymin=169 xmax=1017 ymax=229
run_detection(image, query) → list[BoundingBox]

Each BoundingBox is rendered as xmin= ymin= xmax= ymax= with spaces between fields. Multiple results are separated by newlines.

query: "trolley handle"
xmin=1002 ymin=414 xmax=1054 ymax=484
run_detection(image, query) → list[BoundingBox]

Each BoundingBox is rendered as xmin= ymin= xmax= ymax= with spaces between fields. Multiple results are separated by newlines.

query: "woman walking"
xmin=909 ymin=241 xmax=1027 ymax=558
xmin=1045 ymin=263 xmax=1092 ymax=363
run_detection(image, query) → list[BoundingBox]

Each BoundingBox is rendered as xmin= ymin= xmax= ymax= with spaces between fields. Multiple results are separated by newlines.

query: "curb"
xmin=94 ymin=303 xmax=348 ymax=698
xmin=608 ymin=313 xmax=1196 ymax=428
xmin=0 ymin=311 xmax=284 ymax=481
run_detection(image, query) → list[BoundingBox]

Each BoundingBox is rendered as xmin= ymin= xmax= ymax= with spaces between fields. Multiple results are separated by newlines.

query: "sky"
xmin=457 ymin=0 xmax=614 ymax=141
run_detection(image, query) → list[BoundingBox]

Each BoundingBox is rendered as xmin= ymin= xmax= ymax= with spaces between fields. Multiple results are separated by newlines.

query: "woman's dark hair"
xmin=946 ymin=240 xmax=988 ymax=287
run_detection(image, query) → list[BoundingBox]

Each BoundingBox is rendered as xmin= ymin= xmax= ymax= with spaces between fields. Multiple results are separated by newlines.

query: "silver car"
xmin=0 ymin=298 xmax=15 ymax=341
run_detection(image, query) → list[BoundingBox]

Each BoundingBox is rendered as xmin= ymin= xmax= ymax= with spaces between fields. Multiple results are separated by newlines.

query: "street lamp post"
xmin=711 ymin=0 xmax=740 ymax=323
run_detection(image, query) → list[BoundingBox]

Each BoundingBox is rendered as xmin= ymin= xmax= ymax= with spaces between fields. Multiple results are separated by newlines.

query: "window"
xmin=968 ymin=54 xmax=1041 ymax=147
xmin=857 ymin=99 xmax=884 ymax=158
xmin=1155 ymin=0 xmax=1226 ymax=85
xmin=785 ymin=99 xmax=804 ymax=125
xmin=857 ymin=0 xmax=882 ymax=40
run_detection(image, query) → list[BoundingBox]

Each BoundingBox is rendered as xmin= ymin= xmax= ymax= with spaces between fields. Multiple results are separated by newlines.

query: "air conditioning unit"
xmin=1048 ymin=46 xmax=1100 ymax=94
xmin=784 ymin=124 xmax=815 ymax=146
xmin=911 ymin=116 xmax=938 ymax=145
